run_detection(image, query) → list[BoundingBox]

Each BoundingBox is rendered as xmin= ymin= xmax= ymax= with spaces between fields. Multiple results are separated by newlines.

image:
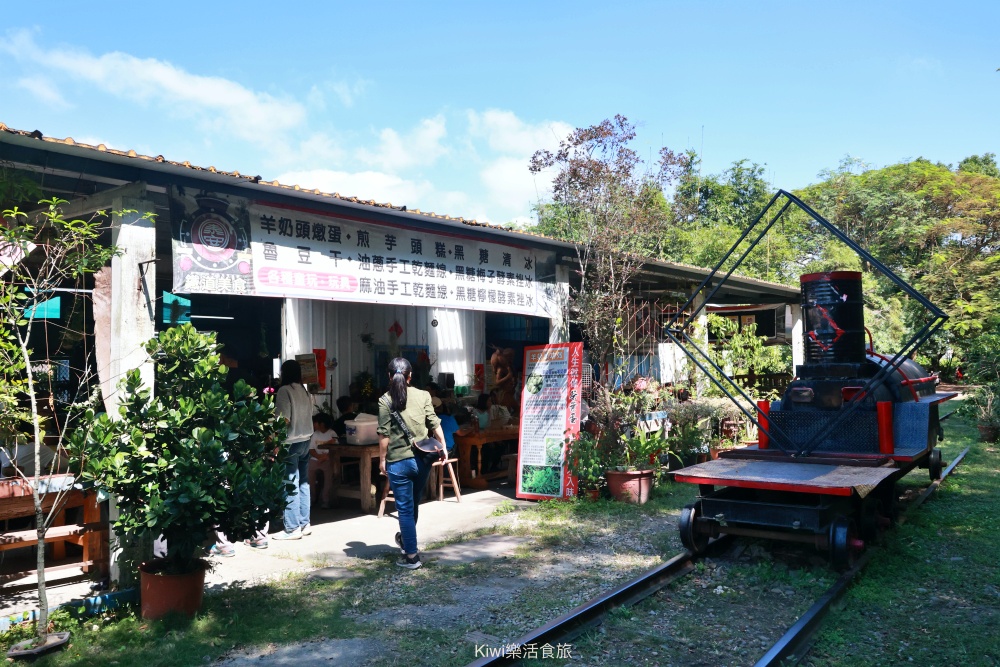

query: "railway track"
xmin=466 ymin=447 xmax=969 ymax=667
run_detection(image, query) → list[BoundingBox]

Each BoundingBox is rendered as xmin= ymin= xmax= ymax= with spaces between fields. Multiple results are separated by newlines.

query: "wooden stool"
xmin=377 ymin=476 xmax=394 ymax=517
xmin=501 ymin=453 xmax=518 ymax=484
xmin=432 ymin=457 xmax=461 ymax=502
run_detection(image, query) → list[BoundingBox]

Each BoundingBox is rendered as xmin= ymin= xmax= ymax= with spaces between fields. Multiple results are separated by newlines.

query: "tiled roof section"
xmin=0 ymin=122 xmax=543 ymax=235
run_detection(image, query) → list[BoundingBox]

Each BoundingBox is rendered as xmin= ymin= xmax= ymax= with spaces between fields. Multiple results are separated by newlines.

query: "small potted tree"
xmin=958 ymin=384 xmax=1000 ymax=442
xmin=605 ymin=427 xmax=665 ymax=504
xmin=69 ymin=324 xmax=289 ymax=619
xmin=565 ymin=431 xmax=605 ymax=500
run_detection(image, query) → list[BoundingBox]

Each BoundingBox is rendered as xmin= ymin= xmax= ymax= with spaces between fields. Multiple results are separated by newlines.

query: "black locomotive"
xmin=668 ymin=193 xmax=954 ymax=568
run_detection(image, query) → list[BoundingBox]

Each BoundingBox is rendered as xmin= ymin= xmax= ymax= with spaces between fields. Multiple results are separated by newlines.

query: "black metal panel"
xmin=701 ymin=492 xmax=836 ymax=532
xmin=769 ymin=410 xmax=880 ymax=454
xmin=893 ymin=401 xmax=932 ymax=456
xmin=801 ymin=272 xmax=866 ymax=365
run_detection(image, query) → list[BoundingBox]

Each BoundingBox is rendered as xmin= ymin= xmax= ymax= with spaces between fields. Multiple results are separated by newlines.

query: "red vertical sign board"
xmin=515 ymin=342 xmax=583 ymax=500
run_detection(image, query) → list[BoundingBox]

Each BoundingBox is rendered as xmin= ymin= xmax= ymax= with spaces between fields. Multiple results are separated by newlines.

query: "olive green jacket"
xmin=377 ymin=387 xmax=441 ymax=463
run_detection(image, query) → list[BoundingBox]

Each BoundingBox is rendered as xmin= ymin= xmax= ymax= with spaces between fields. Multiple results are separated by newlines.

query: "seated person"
xmin=487 ymin=390 xmax=512 ymax=427
xmin=434 ymin=398 xmax=459 ymax=456
xmin=332 ymin=396 xmax=359 ymax=438
xmin=309 ymin=413 xmax=338 ymax=508
xmin=474 ymin=394 xmax=491 ymax=430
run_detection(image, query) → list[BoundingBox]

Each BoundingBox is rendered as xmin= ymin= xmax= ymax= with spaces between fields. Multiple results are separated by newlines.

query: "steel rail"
xmin=753 ymin=447 xmax=969 ymax=667
xmin=464 ymin=537 xmax=731 ymax=666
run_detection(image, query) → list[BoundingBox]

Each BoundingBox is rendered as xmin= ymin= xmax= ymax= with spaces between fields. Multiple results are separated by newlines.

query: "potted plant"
xmin=662 ymin=399 xmax=714 ymax=469
xmin=957 ymin=384 xmax=1000 ymax=442
xmin=68 ymin=324 xmax=289 ymax=619
xmin=709 ymin=436 xmax=740 ymax=460
xmin=605 ymin=427 xmax=665 ymax=504
xmin=565 ymin=431 xmax=605 ymax=500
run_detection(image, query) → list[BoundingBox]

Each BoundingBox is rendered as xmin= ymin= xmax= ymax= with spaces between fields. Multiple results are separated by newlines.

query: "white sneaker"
xmin=301 ymin=524 xmax=312 ymax=536
xmin=272 ymin=528 xmax=302 ymax=541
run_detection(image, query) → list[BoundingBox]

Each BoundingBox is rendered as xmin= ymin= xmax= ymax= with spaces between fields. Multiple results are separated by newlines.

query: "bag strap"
xmin=390 ymin=409 xmax=415 ymax=444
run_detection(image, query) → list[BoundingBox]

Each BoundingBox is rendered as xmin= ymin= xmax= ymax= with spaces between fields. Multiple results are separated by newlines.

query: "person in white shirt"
xmin=271 ymin=360 xmax=316 ymax=540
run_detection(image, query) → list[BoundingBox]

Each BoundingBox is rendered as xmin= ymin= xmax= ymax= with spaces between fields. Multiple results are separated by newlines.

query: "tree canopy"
xmin=529 ymin=129 xmax=1000 ymax=377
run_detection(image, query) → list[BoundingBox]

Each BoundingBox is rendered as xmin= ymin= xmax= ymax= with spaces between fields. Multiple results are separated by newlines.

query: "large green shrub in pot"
xmin=69 ymin=324 xmax=289 ymax=575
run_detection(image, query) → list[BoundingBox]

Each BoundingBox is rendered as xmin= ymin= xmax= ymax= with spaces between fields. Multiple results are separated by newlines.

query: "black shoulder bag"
xmin=390 ymin=409 xmax=443 ymax=465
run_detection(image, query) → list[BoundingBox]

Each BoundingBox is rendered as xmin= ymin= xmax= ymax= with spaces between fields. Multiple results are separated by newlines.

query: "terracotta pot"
xmin=582 ymin=488 xmax=600 ymax=501
xmin=605 ymin=469 xmax=654 ymax=504
xmin=139 ymin=558 xmax=208 ymax=620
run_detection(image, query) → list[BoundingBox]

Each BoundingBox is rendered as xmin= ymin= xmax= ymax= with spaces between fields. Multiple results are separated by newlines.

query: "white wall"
xmin=282 ymin=299 xmax=485 ymax=401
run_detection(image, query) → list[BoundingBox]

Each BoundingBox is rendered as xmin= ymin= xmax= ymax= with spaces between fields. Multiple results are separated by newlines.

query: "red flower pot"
xmin=605 ymin=469 xmax=654 ymax=504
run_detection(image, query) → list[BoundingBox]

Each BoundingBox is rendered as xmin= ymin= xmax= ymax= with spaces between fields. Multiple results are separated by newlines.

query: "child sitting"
xmin=309 ymin=413 xmax=338 ymax=508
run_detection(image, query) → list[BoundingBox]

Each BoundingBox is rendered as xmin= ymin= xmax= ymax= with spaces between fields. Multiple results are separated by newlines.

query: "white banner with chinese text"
xmin=170 ymin=188 xmax=557 ymax=317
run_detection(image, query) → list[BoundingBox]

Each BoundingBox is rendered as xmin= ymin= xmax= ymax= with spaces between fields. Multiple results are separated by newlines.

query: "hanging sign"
xmin=515 ymin=342 xmax=583 ymax=501
xmin=169 ymin=188 xmax=557 ymax=317
xmin=295 ymin=353 xmax=319 ymax=385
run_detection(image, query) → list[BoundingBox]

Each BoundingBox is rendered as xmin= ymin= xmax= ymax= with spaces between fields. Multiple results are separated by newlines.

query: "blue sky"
xmin=2 ymin=1 xmax=997 ymax=224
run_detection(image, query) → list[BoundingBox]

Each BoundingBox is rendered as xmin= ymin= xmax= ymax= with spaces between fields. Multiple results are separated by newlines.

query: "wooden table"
xmin=453 ymin=426 xmax=519 ymax=489
xmin=318 ymin=443 xmax=381 ymax=514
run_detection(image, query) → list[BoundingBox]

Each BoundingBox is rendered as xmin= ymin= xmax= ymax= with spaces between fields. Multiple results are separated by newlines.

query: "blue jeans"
xmin=283 ymin=439 xmax=311 ymax=533
xmin=386 ymin=456 xmax=432 ymax=555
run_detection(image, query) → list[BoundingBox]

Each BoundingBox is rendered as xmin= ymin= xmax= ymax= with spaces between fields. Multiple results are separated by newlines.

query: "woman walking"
xmin=377 ymin=357 xmax=446 ymax=569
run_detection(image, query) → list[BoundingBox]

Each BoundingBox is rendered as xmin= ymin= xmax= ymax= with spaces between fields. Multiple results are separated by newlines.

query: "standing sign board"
xmin=515 ymin=342 xmax=583 ymax=500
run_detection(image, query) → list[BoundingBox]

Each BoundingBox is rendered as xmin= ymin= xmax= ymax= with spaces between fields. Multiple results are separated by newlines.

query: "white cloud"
xmin=15 ymin=76 xmax=70 ymax=109
xmin=307 ymin=78 xmax=371 ymax=110
xmin=330 ymin=79 xmax=369 ymax=107
xmin=467 ymin=109 xmax=572 ymax=156
xmin=2 ymin=29 xmax=306 ymax=148
xmin=356 ymin=116 xmax=449 ymax=172
xmin=463 ymin=110 xmax=572 ymax=221
xmin=480 ymin=156 xmax=548 ymax=219
xmin=275 ymin=168 xmax=433 ymax=207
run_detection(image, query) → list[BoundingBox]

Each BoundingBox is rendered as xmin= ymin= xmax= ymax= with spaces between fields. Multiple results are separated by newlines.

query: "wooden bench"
xmin=0 ymin=476 xmax=108 ymax=585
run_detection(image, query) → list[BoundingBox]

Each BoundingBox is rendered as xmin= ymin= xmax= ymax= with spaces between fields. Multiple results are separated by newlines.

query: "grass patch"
xmin=808 ymin=406 xmax=1000 ymax=666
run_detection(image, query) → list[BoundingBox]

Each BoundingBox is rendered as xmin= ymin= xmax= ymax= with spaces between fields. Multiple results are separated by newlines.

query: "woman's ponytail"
xmin=387 ymin=357 xmax=412 ymax=412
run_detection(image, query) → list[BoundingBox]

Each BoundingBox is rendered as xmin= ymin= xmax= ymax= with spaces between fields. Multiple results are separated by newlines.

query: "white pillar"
xmin=547 ymin=264 xmax=571 ymax=344
xmin=108 ymin=197 xmax=157 ymax=408
xmin=789 ymin=303 xmax=804 ymax=377
xmin=690 ymin=286 xmax=710 ymax=396
xmin=107 ymin=195 xmax=157 ymax=587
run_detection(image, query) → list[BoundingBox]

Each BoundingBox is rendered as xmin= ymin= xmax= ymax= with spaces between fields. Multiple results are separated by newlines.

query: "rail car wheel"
xmin=679 ymin=504 xmax=709 ymax=555
xmin=928 ymin=447 xmax=943 ymax=481
xmin=829 ymin=516 xmax=863 ymax=571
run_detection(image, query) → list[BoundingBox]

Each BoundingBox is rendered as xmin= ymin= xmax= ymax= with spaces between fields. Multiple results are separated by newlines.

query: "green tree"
xmin=669 ymin=154 xmax=798 ymax=283
xmin=529 ymin=115 xmax=686 ymax=444
xmin=0 ymin=191 xmax=116 ymax=647
xmin=958 ymin=153 xmax=1000 ymax=179
xmin=70 ymin=324 xmax=289 ymax=577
